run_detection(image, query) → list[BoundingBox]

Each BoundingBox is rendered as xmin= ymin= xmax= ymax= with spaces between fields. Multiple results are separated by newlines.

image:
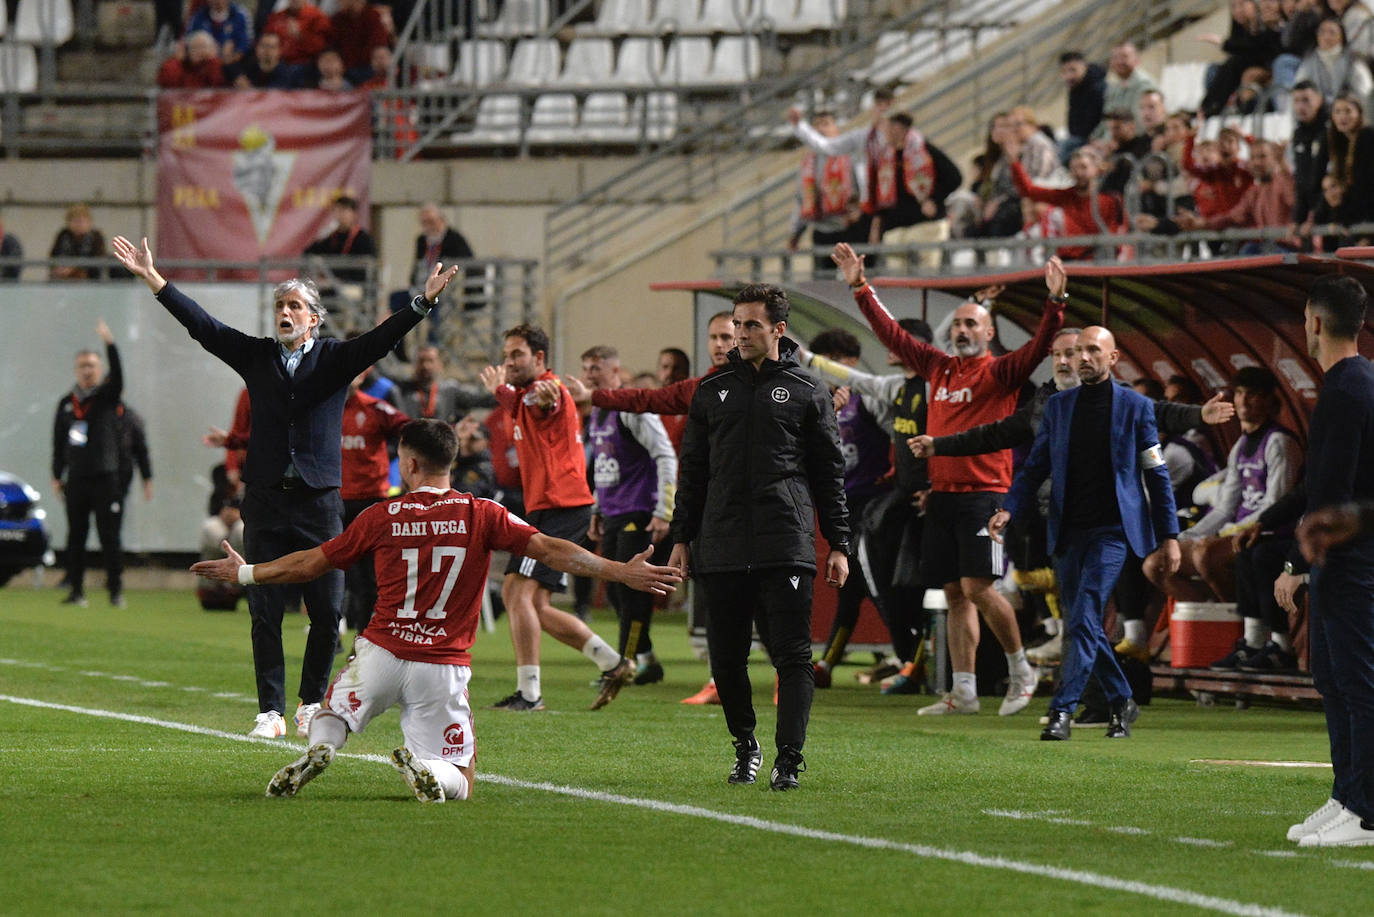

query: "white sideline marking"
xmin=0 ymin=657 xmax=256 ymax=705
xmin=0 ymin=693 xmax=1313 ymax=917
xmin=1332 ymin=860 xmax=1374 ymax=871
xmin=1192 ymin=759 xmax=1332 ymax=769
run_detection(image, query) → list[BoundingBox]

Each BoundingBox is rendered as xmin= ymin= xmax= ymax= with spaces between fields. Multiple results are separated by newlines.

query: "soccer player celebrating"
xmin=193 ymin=420 xmax=680 ymax=803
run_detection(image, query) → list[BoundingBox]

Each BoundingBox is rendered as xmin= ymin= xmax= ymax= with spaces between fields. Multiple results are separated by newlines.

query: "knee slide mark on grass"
xmin=0 ymin=693 xmax=1316 ymax=917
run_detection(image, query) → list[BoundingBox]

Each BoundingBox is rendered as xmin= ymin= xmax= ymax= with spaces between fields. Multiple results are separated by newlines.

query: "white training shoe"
xmin=266 ymin=743 xmax=335 ymax=798
xmin=1026 ymin=634 xmax=1062 ymax=666
xmin=917 ymin=692 xmax=980 ymax=716
xmin=1288 ymin=797 xmax=1344 ymax=842
xmin=294 ymin=702 xmax=321 ymax=738
xmin=1297 ymin=807 xmax=1374 ymax=847
xmin=248 ymin=711 xmax=286 ymax=739
xmin=391 ymin=746 xmax=446 ymax=803
xmin=999 ymin=666 xmax=1039 ymax=716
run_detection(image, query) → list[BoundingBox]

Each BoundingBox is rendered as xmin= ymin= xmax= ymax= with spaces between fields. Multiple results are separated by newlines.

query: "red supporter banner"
xmin=157 ymin=90 xmax=372 ymax=276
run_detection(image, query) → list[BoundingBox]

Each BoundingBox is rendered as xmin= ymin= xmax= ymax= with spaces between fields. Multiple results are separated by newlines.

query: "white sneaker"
xmin=266 ymin=743 xmax=335 ymax=798
xmin=391 ymin=746 xmax=446 ymax=803
xmin=1297 ymin=807 xmax=1374 ymax=847
xmin=917 ymin=692 xmax=980 ymax=715
xmin=294 ymin=702 xmax=321 ymax=738
xmin=1026 ymin=634 xmax=1062 ymax=665
xmin=1288 ymin=797 xmax=1344 ymax=842
xmin=999 ymin=666 xmax=1039 ymax=716
xmin=248 ymin=711 xmax=286 ymax=739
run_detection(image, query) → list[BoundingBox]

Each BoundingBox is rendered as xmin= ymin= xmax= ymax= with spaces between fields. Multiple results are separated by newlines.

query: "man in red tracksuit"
xmin=833 ymin=242 xmax=1066 ymax=718
xmin=1006 ymin=141 xmax=1124 ymax=260
xmin=340 ymin=372 xmax=410 ymax=632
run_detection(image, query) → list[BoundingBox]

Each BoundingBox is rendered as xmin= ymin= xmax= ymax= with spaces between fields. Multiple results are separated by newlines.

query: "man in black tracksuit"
xmin=669 ymin=283 xmax=850 ymax=791
xmin=52 ymin=320 xmax=125 ymax=607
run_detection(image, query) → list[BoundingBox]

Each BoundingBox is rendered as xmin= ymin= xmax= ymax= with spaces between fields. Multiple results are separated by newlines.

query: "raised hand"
xmin=111 ymin=236 xmax=165 ymax=293
xmin=562 ymin=374 xmax=592 ymax=406
xmin=96 ymin=319 xmax=114 ymax=345
xmin=1045 ymin=256 xmax=1067 ymax=299
xmin=479 ymin=365 xmax=505 ymax=394
xmin=423 ymin=261 xmax=462 ymax=303
xmin=831 ymin=242 xmax=865 ymax=286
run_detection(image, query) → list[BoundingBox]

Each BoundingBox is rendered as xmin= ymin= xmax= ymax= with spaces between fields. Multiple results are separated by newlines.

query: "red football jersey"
xmin=340 ymin=390 xmax=410 ymax=501
xmin=321 ymin=488 xmax=538 ymax=664
xmin=485 ymin=405 xmax=522 ymax=490
xmin=495 ymin=370 xmax=593 ymax=511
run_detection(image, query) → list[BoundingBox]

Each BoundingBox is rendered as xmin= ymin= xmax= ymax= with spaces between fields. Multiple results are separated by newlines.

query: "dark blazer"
xmin=155 ymin=283 xmax=425 ymax=489
xmin=1004 ymin=382 xmax=1178 ymax=558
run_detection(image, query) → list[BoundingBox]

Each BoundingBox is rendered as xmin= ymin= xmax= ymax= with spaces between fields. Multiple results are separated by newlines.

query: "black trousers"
xmin=821 ymin=493 xmax=874 ymax=664
xmin=603 ymin=511 xmax=655 ymax=657
xmin=1235 ymin=537 xmax=1292 ymax=634
xmin=700 ymin=568 xmax=815 ymax=752
xmin=242 ymin=484 xmax=344 ymax=715
xmin=342 ymin=497 xmax=385 ymax=632
xmin=63 ymin=472 xmax=123 ymax=596
xmin=856 ymin=489 xmax=924 ymax=662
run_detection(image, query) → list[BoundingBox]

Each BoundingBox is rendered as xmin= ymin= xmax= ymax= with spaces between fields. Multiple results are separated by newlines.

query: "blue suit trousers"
xmin=1309 ymin=560 xmax=1374 ymax=822
xmin=1051 ymin=525 xmax=1133 ymax=714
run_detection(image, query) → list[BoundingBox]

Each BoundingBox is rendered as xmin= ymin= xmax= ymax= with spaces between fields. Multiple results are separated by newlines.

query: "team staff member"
xmin=990 ymin=327 xmax=1179 ymax=741
xmin=111 ymin=234 xmax=456 ymax=740
xmin=833 ymin=242 xmax=1064 ymax=718
xmin=52 ymin=319 xmax=126 ymax=608
xmin=193 ymin=420 xmax=681 ymax=803
xmin=1279 ymin=276 xmax=1374 ymax=848
xmin=669 ymin=284 xmax=850 ymax=792
xmin=479 ymin=324 xmax=632 ymax=712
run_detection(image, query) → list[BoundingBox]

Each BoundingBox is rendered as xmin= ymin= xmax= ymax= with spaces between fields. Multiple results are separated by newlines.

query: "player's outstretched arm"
xmin=526 ymin=535 xmax=681 ymax=595
xmin=191 ymin=540 xmax=333 ymax=585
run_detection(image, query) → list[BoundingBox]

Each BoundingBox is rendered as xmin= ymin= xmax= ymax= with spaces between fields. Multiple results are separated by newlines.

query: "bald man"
xmin=991 ymin=327 xmax=1179 ymax=741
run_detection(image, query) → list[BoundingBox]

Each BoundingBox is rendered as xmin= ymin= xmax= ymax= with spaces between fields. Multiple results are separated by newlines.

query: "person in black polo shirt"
xmin=51 ymin=320 xmax=126 ymax=608
xmin=112 ymin=234 xmax=458 ymax=740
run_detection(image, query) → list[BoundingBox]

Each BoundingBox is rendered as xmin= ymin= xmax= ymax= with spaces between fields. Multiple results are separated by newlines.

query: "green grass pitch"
xmin=1 ymin=587 xmax=1369 ymax=916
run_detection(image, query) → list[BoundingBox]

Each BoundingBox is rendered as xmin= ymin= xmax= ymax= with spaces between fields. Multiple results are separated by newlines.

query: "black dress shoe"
xmin=1105 ymin=699 xmax=1139 ymax=738
xmin=1040 ymin=710 xmax=1072 ymax=741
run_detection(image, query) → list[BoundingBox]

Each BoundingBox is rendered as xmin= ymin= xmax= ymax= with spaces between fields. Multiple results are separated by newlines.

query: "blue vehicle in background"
xmin=0 ymin=472 xmax=53 ymax=587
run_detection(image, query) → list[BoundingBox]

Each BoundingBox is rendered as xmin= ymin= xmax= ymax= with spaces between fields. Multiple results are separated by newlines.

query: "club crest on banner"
xmin=232 ymin=125 xmax=296 ymax=247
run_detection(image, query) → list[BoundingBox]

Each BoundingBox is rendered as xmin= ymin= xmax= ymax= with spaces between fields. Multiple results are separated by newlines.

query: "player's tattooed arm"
xmin=526 ymin=533 xmax=682 ymax=595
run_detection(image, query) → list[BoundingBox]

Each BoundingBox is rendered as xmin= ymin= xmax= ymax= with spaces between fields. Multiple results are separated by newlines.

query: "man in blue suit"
xmin=990 ymin=326 xmax=1180 ymax=740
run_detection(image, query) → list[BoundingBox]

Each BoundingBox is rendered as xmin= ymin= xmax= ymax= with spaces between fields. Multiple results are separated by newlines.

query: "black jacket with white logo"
xmin=671 ymin=338 xmax=850 ymax=575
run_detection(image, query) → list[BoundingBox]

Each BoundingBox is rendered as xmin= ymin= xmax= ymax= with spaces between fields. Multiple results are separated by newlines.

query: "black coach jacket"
xmin=671 ymin=338 xmax=850 ymax=575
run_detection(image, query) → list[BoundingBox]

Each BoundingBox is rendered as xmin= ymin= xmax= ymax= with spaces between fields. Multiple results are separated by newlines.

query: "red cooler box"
xmin=1169 ymin=601 xmax=1242 ymax=668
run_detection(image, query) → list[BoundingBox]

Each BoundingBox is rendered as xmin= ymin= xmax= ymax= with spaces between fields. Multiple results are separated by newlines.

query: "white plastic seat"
xmin=661 ymin=35 xmax=713 ymax=83
xmin=505 ymin=38 xmax=561 ymax=85
xmin=15 ymin=0 xmax=74 ymax=44
xmin=1259 ymin=111 xmax=1293 ymax=144
xmin=453 ymin=39 xmax=507 ymax=86
xmin=0 ymin=42 xmax=37 ymax=91
xmin=857 ymin=30 xmax=909 ymax=84
xmin=478 ymin=0 xmax=549 ymax=37
xmin=1161 ymin=61 xmax=1208 ymax=113
xmin=692 ymin=0 xmax=752 ymax=33
xmin=579 ymin=0 xmax=657 ymax=35
xmin=753 ymin=0 xmax=800 ymax=32
xmin=412 ymin=41 xmax=452 ymax=79
xmin=613 ymin=37 xmax=664 ymax=85
xmin=580 ymin=91 xmax=637 ymax=142
xmin=708 ymin=35 xmax=760 ymax=83
xmin=527 ymin=92 xmax=580 ymax=143
xmin=557 ymin=38 xmax=615 ymax=86
xmin=793 ymin=0 xmax=843 ymax=31
xmin=467 ymin=93 xmax=523 ymax=144
xmin=901 ymin=30 xmax=944 ymax=82
xmin=640 ymin=91 xmax=678 ymax=141
xmin=652 ymin=0 xmax=699 ymax=31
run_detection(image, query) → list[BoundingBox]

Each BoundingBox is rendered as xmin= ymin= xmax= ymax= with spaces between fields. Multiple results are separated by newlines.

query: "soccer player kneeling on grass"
xmin=193 ymin=419 xmax=680 ymax=803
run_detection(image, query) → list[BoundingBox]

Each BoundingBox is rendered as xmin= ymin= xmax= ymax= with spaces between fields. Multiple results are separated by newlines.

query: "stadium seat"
xmin=505 ymin=38 xmax=561 ymax=86
xmin=660 ymin=35 xmax=713 ymax=83
xmin=527 ymin=93 xmax=580 ymax=143
xmin=14 ymin=0 xmax=74 ymax=45
xmin=653 ymin=0 xmax=700 ymax=31
xmin=793 ymin=0 xmax=844 ymax=31
xmin=708 ymin=35 xmax=760 ymax=82
xmin=413 ymin=41 xmax=453 ymax=79
xmin=1259 ymin=111 xmax=1292 ymax=144
xmin=577 ymin=0 xmax=657 ymax=35
xmin=0 ymin=42 xmax=37 ymax=92
xmin=753 ymin=0 xmax=802 ymax=33
xmin=613 ymin=37 xmax=664 ymax=84
xmin=641 ymin=91 xmax=679 ymax=141
xmin=1161 ymin=61 xmax=1208 ymax=113
xmin=856 ymin=30 xmax=909 ymax=84
xmin=693 ymin=0 xmax=752 ymax=34
xmin=467 ymin=93 xmax=523 ymax=144
xmin=580 ymin=91 xmax=638 ymax=142
xmin=452 ymin=40 xmax=508 ymax=86
xmin=557 ymin=38 xmax=615 ymax=85
xmin=478 ymin=0 xmax=549 ymax=38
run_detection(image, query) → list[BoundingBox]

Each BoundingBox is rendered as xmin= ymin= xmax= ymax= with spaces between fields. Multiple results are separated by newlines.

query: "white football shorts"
xmin=323 ymin=636 xmax=475 ymax=768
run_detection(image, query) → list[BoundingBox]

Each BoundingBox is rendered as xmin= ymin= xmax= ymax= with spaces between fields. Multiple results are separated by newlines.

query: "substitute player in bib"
xmin=833 ymin=242 xmax=1065 ymax=717
xmin=193 ymin=420 xmax=681 ymax=803
xmin=479 ymin=324 xmax=633 ymax=711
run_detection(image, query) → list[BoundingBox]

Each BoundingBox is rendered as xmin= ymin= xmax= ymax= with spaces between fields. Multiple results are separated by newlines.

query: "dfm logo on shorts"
xmin=933 ymin=386 xmax=974 ymax=404
xmin=442 ymin=722 xmax=466 ymax=756
xmin=593 ymin=453 xmax=621 ymax=488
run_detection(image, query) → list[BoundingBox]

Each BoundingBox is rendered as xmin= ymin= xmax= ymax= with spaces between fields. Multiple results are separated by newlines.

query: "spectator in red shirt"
xmin=1177 ymin=139 xmax=1298 ymax=251
xmin=1006 ymin=140 xmax=1124 ymax=260
xmin=331 ymin=0 xmax=392 ymax=77
xmin=1182 ymin=124 xmax=1254 ymax=219
xmin=264 ymin=0 xmax=332 ymax=66
xmin=158 ymin=31 xmax=227 ymax=88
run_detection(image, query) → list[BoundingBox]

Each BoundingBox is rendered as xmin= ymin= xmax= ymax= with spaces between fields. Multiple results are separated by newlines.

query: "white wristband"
xmin=237 ymin=564 xmax=256 ymax=586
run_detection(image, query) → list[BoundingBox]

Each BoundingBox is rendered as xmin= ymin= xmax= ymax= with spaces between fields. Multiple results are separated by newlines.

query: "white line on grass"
xmin=0 ymin=657 xmax=257 ymax=704
xmin=0 ymin=693 xmax=1314 ymax=917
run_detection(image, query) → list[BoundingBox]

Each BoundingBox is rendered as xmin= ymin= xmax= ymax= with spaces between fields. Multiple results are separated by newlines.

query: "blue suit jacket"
xmin=1004 ymin=381 xmax=1178 ymax=559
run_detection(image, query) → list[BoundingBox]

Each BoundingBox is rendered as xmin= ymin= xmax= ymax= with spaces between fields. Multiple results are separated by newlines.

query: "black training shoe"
xmin=728 ymin=737 xmax=762 ymax=785
xmin=769 ymin=746 xmax=806 ymax=791
xmin=1208 ymin=638 xmax=1261 ymax=671
xmin=1105 ymin=699 xmax=1139 ymax=739
xmin=1239 ymin=641 xmax=1299 ymax=674
xmin=489 ymin=692 xmax=546 ymax=712
xmin=61 ymin=591 xmax=88 ymax=607
xmin=633 ymin=660 xmax=665 ymax=685
xmin=1041 ymin=710 xmax=1072 ymax=741
xmin=590 ymin=658 xmax=634 ymax=710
